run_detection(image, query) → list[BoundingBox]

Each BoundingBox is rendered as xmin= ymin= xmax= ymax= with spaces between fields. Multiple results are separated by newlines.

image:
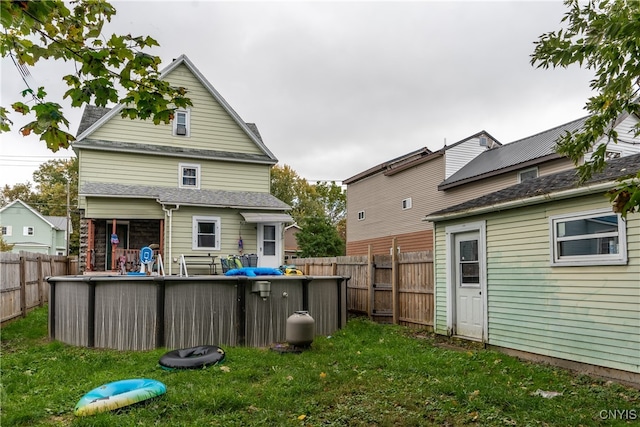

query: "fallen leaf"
xmin=298 ymin=414 xmax=306 ymax=420
xmin=319 ymin=372 xmax=327 ymax=379
xmin=219 ymin=365 xmax=231 ymax=372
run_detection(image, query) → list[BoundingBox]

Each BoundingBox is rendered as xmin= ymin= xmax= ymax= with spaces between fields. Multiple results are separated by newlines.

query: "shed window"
xmin=23 ymin=226 xmax=34 ymax=236
xmin=179 ymin=163 xmax=200 ymax=189
xmin=192 ymin=216 xmax=220 ymax=250
xmin=173 ymin=109 xmax=190 ymax=137
xmin=549 ymin=209 xmax=627 ymax=266
xmin=1 ymin=225 xmax=12 ymax=236
xmin=357 ymin=210 xmax=365 ymax=221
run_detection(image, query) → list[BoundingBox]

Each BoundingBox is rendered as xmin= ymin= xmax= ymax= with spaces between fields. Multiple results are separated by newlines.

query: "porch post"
xmin=86 ymin=219 xmax=94 ymax=272
xmin=111 ymin=219 xmax=117 ymax=271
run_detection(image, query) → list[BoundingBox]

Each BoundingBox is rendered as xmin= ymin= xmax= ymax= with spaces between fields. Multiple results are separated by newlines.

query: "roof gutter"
xmin=423 ymin=180 xmax=617 ymax=222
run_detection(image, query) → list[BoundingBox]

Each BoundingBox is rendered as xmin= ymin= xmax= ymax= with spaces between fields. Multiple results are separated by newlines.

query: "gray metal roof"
xmin=439 ymin=116 xmax=589 ymax=189
xmin=44 ymin=216 xmax=70 ymax=231
xmin=79 ymin=182 xmax=291 ymax=210
xmin=427 ymin=152 xmax=640 ymax=218
xmin=73 ymin=139 xmax=276 ymax=164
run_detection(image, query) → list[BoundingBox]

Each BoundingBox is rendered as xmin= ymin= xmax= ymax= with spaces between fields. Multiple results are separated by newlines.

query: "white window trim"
xmin=179 ymin=163 xmax=201 ymax=189
xmin=23 ymin=226 xmax=34 ymax=236
xmin=173 ymin=109 xmax=191 ymax=137
xmin=1 ymin=225 xmax=12 ymax=236
xmin=518 ymin=167 xmax=538 ymax=183
xmin=549 ymin=208 xmax=627 ymax=266
xmin=357 ymin=210 xmax=365 ymax=221
xmin=402 ymin=198 xmax=412 ymax=210
xmin=192 ymin=216 xmax=221 ymax=251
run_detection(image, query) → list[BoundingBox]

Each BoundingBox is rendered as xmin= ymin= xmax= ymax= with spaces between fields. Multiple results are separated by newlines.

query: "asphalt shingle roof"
xmin=439 ymin=116 xmax=589 ymax=189
xmin=427 ymin=152 xmax=640 ymax=218
xmin=79 ymin=182 xmax=291 ymax=210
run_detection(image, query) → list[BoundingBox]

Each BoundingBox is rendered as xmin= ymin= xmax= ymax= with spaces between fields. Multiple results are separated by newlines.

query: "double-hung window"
xmin=179 ymin=163 xmax=200 ymax=189
xmin=192 ymin=216 xmax=220 ymax=250
xmin=549 ymin=209 xmax=627 ymax=266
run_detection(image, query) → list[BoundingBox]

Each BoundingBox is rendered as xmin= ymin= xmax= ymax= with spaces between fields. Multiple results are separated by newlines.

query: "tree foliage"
xmin=531 ymin=0 xmax=640 ymax=216
xmin=1 ymin=0 xmax=191 ymax=151
xmin=296 ymin=216 xmax=345 ymax=258
xmin=271 ymin=164 xmax=346 ymax=256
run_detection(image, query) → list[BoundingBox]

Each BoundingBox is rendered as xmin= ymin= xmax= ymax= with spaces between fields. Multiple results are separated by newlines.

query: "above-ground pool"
xmin=47 ymin=275 xmax=347 ymax=351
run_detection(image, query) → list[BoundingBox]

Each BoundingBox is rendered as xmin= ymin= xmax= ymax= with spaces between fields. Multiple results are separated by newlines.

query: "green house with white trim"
xmin=0 ymin=200 xmax=70 ymax=255
xmin=425 ymin=153 xmax=640 ymax=385
xmin=74 ymin=55 xmax=292 ymax=274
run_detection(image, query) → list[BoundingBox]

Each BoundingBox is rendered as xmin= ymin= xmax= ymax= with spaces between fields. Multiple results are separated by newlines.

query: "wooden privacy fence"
xmin=290 ymin=240 xmax=434 ymax=329
xmin=0 ymin=251 xmax=77 ymax=324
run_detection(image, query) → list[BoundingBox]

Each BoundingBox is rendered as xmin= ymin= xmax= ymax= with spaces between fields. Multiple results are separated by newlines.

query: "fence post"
xmin=391 ymin=238 xmax=399 ymax=324
xmin=367 ymin=245 xmax=374 ymax=319
xmin=37 ymin=256 xmax=44 ymax=307
xmin=20 ymin=255 xmax=26 ymax=318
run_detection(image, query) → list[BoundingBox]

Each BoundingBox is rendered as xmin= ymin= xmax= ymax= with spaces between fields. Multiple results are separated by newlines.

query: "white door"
xmin=257 ymin=223 xmax=280 ymax=267
xmin=454 ymin=231 xmax=483 ymax=340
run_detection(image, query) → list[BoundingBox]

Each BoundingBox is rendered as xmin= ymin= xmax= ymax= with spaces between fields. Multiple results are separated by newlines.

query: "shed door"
xmin=454 ymin=231 xmax=483 ymax=340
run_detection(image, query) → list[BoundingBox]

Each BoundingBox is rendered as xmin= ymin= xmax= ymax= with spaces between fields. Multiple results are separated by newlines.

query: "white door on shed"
xmin=454 ymin=231 xmax=483 ymax=340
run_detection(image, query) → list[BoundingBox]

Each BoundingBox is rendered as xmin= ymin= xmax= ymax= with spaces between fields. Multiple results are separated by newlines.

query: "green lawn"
xmin=1 ymin=307 xmax=638 ymax=426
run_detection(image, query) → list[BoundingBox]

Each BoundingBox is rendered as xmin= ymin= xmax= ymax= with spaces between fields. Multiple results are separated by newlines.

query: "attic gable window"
xmin=173 ymin=109 xmax=191 ymax=137
xmin=23 ymin=226 xmax=34 ymax=236
xmin=179 ymin=163 xmax=200 ymax=189
xmin=1 ymin=225 xmax=12 ymax=236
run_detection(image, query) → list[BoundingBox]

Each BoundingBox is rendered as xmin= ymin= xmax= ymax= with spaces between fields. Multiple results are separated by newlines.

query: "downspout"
xmin=160 ymin=202 xmax=180 ymax=275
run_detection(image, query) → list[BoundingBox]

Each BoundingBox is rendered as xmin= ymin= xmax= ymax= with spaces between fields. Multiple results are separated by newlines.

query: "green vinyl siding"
xmin=434 ymin=194 xmax=640 ymax=373
xmin=88 ymin=64 xmax=264 ymax=155
xmin=85 ymin=198 xmax=164 ymax=219
xmin=79 ymin=150 xmax=270 ymax=191
xmin=165 ymin=206 xmax=257 ymax=275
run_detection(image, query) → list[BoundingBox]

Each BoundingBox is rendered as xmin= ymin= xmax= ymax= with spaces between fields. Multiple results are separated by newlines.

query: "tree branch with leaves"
xmin=1 ymin=0 xmax=191 ymax=151
xmin=531 ymin=0 xmax=640 ymax=216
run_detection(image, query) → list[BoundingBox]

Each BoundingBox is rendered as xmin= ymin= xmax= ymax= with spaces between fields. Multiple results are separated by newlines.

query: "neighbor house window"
xmin=23 ymin=226 xmax=34 ymax=236
xmin=402 ymin=198 xmax=412 ymax=210
xmin=173 ymin=109 xmax=190 ymax=137
xmin=518 ymin=167 xmax=538 ymax=183
xmin=1 ymin=225 xmax=12 ymax=236
xmin=192 ymin=216 xmax=221 ymax=250
xmin=605 ymin=150 xmax=621 ymax=160
xmin=357 ymin=210 xmax=365 ymax=221
xmin=179 ymin=163 xmax=200 ymax=189
xmin=549 ymin=209 xmax=627 ymax=266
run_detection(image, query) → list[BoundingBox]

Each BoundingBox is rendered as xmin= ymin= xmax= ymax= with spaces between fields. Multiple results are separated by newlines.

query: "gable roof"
xmin=0 ymin=199 xmax=68 ymax=230
xmin=438 ymin=116 xmax=589 ymax=190
xmin=343 ymin=130 xmax=500 ymax=185
xmin=73 ymin=54 xmax=277 ymax=162
xmin=425 ymin=152 xmax=640 ymax=221
xmin=79 ymin=182 xmax=291 ymax=210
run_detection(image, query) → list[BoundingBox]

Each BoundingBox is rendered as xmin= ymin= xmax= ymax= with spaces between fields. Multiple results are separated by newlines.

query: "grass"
xmin=1 ymin=307 xmax=638 ymax=426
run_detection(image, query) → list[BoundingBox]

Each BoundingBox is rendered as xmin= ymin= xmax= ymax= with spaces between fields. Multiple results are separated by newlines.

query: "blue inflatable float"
xmin=74 ymin=378 xmax=166 ymax=416
xmin=224 ymin=267 xmax=282 ymax=277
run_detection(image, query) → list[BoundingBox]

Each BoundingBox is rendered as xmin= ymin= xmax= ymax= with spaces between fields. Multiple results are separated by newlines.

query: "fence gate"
xmin=370 ymin=254 xmax=393 ymax=323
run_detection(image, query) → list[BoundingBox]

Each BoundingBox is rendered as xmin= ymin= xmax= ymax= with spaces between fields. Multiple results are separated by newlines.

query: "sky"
xmin=0 ymin=0 xmax=596 ymax=188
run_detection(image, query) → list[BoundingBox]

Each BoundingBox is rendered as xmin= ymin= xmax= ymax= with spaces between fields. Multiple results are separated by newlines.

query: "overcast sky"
xmin=0 ymin=0 xmax=596 ymax=188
